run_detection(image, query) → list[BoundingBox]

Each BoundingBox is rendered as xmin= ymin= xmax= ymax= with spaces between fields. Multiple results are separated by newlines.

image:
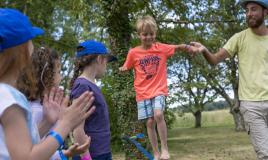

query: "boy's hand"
xmin=64 ymin=136 xmax=91 ymax=157
xmin=188 ymin=42 xmax=208 ymax=56
xmin=119 ymin=66 xmax=127 ymax=72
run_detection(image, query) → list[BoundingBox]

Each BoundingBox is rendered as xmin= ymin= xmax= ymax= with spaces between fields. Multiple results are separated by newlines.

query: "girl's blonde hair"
xmin=0 ymin=41 xmax=31 ymax=81
xmin=136 ymin=15 xmax=158 ymax=34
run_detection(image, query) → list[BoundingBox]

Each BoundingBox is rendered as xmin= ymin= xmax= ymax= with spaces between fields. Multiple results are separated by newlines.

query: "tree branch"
xmin=160 ymin=19 xmax=239 ymax=24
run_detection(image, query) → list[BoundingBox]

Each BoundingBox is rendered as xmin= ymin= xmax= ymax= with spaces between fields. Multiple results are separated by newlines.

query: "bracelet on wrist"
xmin=81 ymin=153 xmax=92 ymax=160
xmin=47 ymin=131 xmax=67 ymax=160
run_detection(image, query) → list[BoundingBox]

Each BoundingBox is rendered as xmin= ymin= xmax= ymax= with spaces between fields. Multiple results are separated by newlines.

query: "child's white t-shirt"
xmin=30 ymin=100 xmax=43 ymax=126
xmin=0 ymin=83 xmax=40 ymax=160
xmin=30 ymin=100 xmax=61 ymax=160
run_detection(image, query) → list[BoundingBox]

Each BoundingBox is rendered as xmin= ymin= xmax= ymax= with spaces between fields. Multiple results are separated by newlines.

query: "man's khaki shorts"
xmin=240 ymin=101 xmax=268 ymax=160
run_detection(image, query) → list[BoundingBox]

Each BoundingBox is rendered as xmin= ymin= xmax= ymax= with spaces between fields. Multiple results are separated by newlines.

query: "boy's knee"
xmin=154 ymin=112 xmax=164 ymax=122
xmin=146 ymin=118 xmax=155 ymax=128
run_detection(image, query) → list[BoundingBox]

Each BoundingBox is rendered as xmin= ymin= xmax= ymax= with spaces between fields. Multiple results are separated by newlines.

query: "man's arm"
xmin=189 ymin=42 xmax=230 ymax=65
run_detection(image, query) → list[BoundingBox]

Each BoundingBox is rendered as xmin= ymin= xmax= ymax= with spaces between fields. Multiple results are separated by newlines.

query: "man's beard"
xmin=246 ymin=14 xmax=265 ymax=28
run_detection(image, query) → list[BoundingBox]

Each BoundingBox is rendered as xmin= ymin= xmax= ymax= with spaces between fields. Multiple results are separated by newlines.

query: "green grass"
xmin=168 ymin=127 xmax=255 ymax=160
xmin=113 ymin=110 xmax=256 ymax=160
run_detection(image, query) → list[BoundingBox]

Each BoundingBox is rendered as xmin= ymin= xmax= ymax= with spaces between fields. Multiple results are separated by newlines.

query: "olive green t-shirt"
xmin=223 ymin=28 xmax=268 ymax=101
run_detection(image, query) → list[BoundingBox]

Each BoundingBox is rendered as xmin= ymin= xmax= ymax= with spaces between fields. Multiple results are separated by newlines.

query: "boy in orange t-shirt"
xmin=119 ymin=15 xmax=189 ymax=160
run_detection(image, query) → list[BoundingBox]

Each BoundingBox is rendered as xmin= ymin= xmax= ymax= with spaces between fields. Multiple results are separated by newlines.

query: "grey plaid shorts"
xmin=137 ymin=95 xmax=165 ymax=120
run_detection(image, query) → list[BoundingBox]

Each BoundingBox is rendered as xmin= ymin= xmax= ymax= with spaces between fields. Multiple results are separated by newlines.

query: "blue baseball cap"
xmin=0 ymin=8 xmax=44 ymax=52
xmin=76 ymin=40 xmax=117 ymax=62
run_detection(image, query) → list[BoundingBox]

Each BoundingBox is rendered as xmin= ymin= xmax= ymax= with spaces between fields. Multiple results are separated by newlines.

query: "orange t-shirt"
xmin=123 ymin=42 xmax=176 ymax=101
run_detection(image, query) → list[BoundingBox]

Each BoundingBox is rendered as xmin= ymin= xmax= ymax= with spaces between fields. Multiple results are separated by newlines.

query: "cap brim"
xmin=32 ymin=26 xmax=44 ymax=37
xmin=240 ymin=1 xmax=268 ymax=9
xmin=239 ymin=1 xmax=247 ymax=8
xmin=107 ymin=54 xmax=118 ymax=62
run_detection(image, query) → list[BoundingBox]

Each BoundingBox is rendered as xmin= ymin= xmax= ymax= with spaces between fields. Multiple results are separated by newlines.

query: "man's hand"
xmin=187 ymin=42 xmax=208 ymax=57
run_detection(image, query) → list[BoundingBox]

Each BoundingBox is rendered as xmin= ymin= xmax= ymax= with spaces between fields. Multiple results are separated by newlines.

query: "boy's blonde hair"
xmin=136 ymin=15 xmax=158 ymax=34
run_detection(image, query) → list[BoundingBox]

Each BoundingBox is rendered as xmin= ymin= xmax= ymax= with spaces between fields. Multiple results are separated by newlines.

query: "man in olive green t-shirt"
xmin=188 ymin=0 xmax=268 ymax=159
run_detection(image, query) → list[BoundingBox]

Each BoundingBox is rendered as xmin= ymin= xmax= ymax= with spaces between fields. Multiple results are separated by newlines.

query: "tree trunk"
xmin=230 ymin=110 xmax=245 ymax=131
xmin=230 ymin=96 xmax=245 ymax=131
xmin=230 ymin=68 xmax=245 ymax=132
xmin=101 ymin=1 xmax=147 ymax=159
xmin=194 ymin=110 xmax=202 ymax=128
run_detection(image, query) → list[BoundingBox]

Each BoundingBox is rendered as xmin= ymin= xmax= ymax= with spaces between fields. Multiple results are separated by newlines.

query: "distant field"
xmin=173 ymin=110 xmax=234 ymax=128
xmin=113 ymin=110 xmax=256 ymax=160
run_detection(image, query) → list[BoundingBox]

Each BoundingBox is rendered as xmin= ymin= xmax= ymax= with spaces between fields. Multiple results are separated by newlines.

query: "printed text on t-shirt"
xmin=139 ymin=55 xmax=161 ymax=80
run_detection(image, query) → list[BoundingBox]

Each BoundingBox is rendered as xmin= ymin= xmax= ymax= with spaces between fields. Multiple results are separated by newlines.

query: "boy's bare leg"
xmin=154 ymin=109 xmax=169 ymax=159
xmin=147 ymin=117 xmax=160 ymax=159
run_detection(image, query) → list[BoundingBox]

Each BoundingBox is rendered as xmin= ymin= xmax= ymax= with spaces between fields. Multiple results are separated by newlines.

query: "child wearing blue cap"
xmin=70 ymin=40 xmax=117 ymax=160
xmin=17 ymin=47 xmax=93 ymax=159
xmin=0 ymin=8 xmax=95 ymax=160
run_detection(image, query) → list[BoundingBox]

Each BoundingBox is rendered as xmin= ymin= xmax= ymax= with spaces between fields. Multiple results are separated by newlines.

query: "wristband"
xmin=47 ymin=131 xmax=64 ymax=147
xmin=81 ymin=153 xmax=92 ymax=160
xmin=58 ymin=150 xmax=68 ymax=160
xmin=47 ymin=131 xmax=67 ymax=160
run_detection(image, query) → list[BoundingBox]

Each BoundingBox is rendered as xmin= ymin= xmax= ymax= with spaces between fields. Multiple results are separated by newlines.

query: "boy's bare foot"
xmin=154 ymin=152 xmax=160 ymax=160
xmin=160 ymin=151 xmax=170 ymax=160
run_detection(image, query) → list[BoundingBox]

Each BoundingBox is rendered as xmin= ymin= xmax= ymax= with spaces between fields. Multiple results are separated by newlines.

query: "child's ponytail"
xmin=69 ymin=55 xmax=99 ymax=90
xmin=69 ymin=59 xmax=82 ymax=90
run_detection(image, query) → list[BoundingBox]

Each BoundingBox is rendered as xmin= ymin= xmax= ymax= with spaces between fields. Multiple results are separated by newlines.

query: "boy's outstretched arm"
xmin=188 ymin=42 xmax=230 ymax=65
xmin=119 ymin=50 xmax=134 ymax=72
xmin=119 ymin=66 xmax=128 ymax=72
xmin=173 ymin=43 xmax=230 ymax=65
xmin=186 ymin=42 xmax=230 ymax=65
xmin=174 ymin=44 xmax=190 ymax=52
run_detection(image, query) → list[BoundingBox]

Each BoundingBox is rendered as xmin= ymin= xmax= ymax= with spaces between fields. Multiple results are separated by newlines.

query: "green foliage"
xmin=204 ymin=100 xmax=229 ymax=111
